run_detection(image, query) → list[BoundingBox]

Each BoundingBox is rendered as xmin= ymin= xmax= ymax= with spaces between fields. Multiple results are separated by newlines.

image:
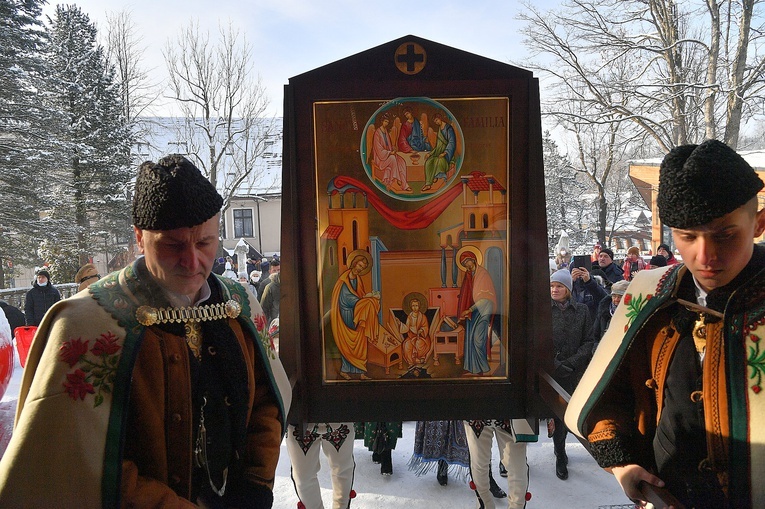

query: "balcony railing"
xmin=0 ymin=283 xmax=80 ymax=311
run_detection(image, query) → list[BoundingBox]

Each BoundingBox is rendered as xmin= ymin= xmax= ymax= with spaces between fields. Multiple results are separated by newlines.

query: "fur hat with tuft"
xmin=132 ymin=154 xmax=223 ymax=231
xmin=550 ymin=268 xmax=573 ymax=293
xmin=658 ymin=140 xmax=764 ymax=228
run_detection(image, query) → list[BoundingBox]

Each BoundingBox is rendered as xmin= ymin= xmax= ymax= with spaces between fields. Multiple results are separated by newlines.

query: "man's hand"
xmin=611 ymin=464 xmax=674 ymax=508
xmin=571 ymin=267 xmax=590 ymax=282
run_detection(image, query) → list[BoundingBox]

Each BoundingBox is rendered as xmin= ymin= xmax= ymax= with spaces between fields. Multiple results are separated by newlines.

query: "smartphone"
xmin=572 ymin=255 xmax=592 ymax=272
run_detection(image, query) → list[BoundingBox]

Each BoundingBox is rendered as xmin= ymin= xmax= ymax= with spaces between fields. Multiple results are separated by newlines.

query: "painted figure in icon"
xmin=401 ymin=294 xmax=431 ymax=365
xmin=457 ymin=247 xmax=497 ymax=375
xmin=330 ymin=250 xmax=381 ymax=380
xmin=422 ymin=112 xmax=456 ymax=191
xmin=373 ymin=113 xmax=411 ymax=192
xmin=397 ymin=106 xmax=430 ymax=153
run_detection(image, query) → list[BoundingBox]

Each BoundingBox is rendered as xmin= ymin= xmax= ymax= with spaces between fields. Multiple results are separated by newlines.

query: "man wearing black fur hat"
xmin=0 ymin=155 xmax=291 ymax=508
xmin=566 ymin=139 xmax=765 ymax=508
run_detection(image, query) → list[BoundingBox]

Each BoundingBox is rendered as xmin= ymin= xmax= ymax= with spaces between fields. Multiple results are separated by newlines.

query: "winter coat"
xmin=24 ymin=282 xmax=60 ymax=326
xmin=589 ymin=294 xmax=614 ymax=348
xmin=259 ymin=273 xmax=280 ymax=325
xmin=0 ymin=301 xmax=25 ymax=334
xmin=550 ymin=298 xmax=593 ymax=394
xmin=571 ymin=276 xmax=608 ymax=323
xmin=598 ymin=262 xmax=624 ymax=285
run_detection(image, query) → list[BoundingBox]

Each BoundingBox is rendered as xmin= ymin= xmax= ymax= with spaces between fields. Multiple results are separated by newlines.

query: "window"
xmin=233 ymin=209 xmax=253 ymax=238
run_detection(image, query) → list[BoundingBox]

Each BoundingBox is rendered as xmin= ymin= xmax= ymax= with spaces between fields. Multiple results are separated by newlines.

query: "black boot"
xmin=498 ymin=461 xmax=507 ymax=478
xmin=555 ymin=454 xmax=568 ymax=480
xmin=489 ymin=469 xmax=507 ymax=498
xmin=371 ymin=451 xmax=381 ymax=464
xmin=380 ymin=449 xmax=393 ymax=476
xmin=436 ymin=459 xmax=448 ymax=486
xmin=552 ymin=417 xmax=569 ymax=480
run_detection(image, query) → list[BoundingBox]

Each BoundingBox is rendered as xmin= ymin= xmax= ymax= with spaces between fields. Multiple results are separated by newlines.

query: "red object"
xmin=0 ymin=340 xmax=13 ymax=401
xmin=15 ymin=326 xmax=37 ymax=368
xmin=526 ymin=491 xmax=532 ymax=501
xmin=297 ymin=502 xmax=306 ymax=509
xmin=469 ymin=480 xmax=476 ymax=490
xmin=349 ymin=490 xmax=357 ymax=498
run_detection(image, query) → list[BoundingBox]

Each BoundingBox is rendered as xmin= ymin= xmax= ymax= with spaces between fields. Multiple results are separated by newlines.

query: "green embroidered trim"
xmin=747 ymin=333 xmax=765 ymax=394
xmin=87 ymin=264 xmax=144 ymax=509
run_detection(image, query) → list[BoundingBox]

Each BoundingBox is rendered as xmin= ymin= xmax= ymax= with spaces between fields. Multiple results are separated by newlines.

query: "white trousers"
xmin=286 ymin=423 xmax=356 ymax=509
xmin=463 ymin=421 xmax=529 ymax=509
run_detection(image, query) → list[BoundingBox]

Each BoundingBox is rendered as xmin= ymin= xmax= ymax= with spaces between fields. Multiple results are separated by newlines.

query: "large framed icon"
xmin=281 ymin=36 xmax=552 ymax=424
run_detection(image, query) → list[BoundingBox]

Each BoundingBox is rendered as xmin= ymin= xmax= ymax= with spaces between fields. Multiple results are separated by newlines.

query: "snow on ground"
xmin=1 ymin=354 xmax=634 ymax=508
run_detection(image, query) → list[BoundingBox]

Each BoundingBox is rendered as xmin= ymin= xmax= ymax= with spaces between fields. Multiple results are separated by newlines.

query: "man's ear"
xmin=755 ymin=208 xmax=765 ymax=238
xmin=134 ymin=226 xmax=145 ymax=254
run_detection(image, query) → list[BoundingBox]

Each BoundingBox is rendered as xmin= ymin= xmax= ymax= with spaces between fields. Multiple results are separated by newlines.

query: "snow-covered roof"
xmin=631 ymin=148 xmax=765 ymax=170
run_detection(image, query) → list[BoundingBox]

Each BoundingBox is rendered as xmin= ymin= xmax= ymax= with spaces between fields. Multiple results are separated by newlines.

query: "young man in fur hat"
xmin=566 ymin=139 xmax=765 ymax=508
xmin=0 ymin=155 xmax=291 ymax=508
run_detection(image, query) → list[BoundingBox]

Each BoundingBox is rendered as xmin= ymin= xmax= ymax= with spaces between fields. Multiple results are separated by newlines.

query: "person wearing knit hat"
xmin=623 ymin=246 xmax=646 ymax=281
xmin=0 ymin=155 xmax=291 ymax=507
xmin=24 ymin=267 xmax=61 ymax=326
xmin=550 ymin=268 xmax=572 ymax=294
xmin=596 ymin=247 xmax=624 ymax=285
xmin=566 ymin=139 xmax=765 ymax=509
xmin=656 ymin=243 xmax=678 ymax=265
xmin=549 ymin=268 xmax=592 ymax=481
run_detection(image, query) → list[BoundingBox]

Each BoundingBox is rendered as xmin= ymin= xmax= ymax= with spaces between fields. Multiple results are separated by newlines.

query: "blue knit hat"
xmin=551 ymin=269 xmax=572 ymax=293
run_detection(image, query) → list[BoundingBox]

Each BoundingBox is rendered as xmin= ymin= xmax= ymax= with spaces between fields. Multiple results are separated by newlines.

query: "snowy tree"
xmin=163 ymin=21 xmax=278 ymax=213
xmin=44 ymin=5 xmax=133 ymax=268
xmin=0 ymin=0 xmax=59 ymax=287
xmin=542 ymin=131 xmax=589 ymax=253
xmin=519 ymin=0 xmax=765 ymax=151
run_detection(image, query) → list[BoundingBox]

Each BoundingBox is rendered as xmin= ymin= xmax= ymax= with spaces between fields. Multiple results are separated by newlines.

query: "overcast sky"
xmin=41 ymin=0 xmax=561 ymax=117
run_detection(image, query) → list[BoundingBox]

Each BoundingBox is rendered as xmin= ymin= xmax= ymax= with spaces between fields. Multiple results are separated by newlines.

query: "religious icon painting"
xmin=314 ymin=96 xmax=510 ymax=383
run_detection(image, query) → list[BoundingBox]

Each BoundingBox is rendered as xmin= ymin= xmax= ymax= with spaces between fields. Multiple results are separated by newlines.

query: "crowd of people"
xmin=0 ymin=137 xmax=761 ymax=509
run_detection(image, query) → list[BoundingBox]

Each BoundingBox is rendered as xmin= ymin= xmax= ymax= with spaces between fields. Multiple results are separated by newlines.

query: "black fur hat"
xmin=132 ymin=155 xmax=223 ymax=230
xmin=658 ymin=140 xmax=763 ymax=228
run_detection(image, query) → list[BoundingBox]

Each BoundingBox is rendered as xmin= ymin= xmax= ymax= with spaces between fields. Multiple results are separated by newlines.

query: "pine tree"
xmin=0 ymin=0 xmax=57 ymax=287
xmin=44 ymin=5 xmax=133 ymax=274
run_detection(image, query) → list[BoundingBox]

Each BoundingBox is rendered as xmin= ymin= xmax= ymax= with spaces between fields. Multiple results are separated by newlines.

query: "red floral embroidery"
xmin=59 ymin=331 xmax=122 ymax=407
xmin=63 ymin=369 xmax=95 ymax=400
xmin=623 ymin=294 xmax=632 ymax=305
xmin=253 ymin=313 xmax=267 ymax=332
xmin=92 ymin=332 xmax=120 ymax=356
xmin=60 ymin=338 xmax=89 ymax=367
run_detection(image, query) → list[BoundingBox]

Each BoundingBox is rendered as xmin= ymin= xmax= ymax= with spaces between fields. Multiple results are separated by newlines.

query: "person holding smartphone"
xmin=570 ymin=256 xmax=608 ymax=322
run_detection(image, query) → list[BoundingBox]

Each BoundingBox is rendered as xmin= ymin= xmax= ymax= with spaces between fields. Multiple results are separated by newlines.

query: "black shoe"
xmin=555 ymin=456 xmax=568 ymax=480
xmin=372 ymin=451 xmax=381 ymax=464
xmin=489 ymin=470 xmax=507 ymax=498
xmin=437 ymin=460 xmax=448 ymax=486
xmin=380 ymin=449 xmax=393 ymax=475
xmin=499 ymin=461 xmax=507 ymax=478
